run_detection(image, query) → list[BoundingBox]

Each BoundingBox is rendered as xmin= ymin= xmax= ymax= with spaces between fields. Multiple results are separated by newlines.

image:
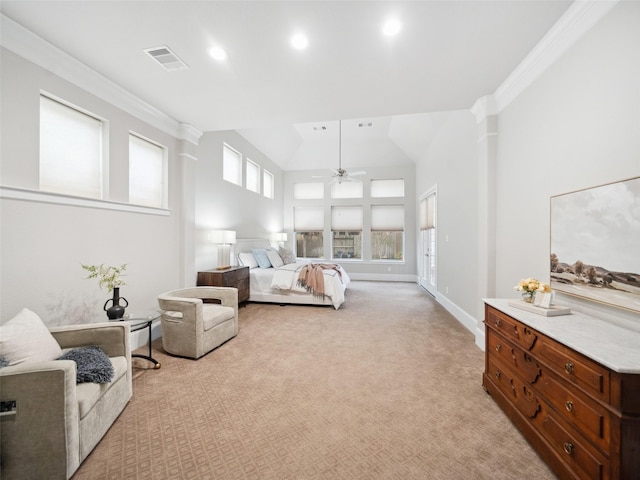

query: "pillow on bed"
xmin=278 ymin=247 xmax=297 ymax=264
xmin=238 ymin=252 xmax=259 ymax=269
xmin=266 ymin=249 xmax=284 ymax=268
xmin=252 ymin=248 xmax=272 ymax=268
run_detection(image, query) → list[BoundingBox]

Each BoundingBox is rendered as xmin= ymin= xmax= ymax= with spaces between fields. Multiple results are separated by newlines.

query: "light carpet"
xmin=72 ymin=281 xmax=556 ymax=479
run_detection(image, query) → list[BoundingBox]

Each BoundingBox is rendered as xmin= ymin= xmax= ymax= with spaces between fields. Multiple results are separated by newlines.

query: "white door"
xmin=419 ymin=191 xmax=437 ymax=296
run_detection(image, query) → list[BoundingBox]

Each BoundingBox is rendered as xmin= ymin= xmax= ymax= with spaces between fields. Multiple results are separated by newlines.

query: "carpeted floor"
xmin=72 ymin=281 xmax=556 ymax=479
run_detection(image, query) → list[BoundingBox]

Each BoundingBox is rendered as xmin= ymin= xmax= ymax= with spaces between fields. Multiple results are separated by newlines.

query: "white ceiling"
xmin=0 ymin=1 xmax=572 ymax=171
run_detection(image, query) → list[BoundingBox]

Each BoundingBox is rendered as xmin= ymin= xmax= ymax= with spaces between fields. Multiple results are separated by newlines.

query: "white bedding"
xmin=250 ymin=262 xmax=350 ymax=309
xmin=235 ymin=238 xmax=350 ymax=309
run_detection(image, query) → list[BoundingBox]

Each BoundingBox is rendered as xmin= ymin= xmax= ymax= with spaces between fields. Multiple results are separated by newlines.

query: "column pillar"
xmin=471 ymin=96 xmax=498 ymax=348
xmin=176 ymin=123 xmax=203 ymax=287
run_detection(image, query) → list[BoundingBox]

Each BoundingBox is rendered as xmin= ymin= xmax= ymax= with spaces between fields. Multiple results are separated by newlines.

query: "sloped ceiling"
xmin=0 ymin=1 xmax=572 ymax=170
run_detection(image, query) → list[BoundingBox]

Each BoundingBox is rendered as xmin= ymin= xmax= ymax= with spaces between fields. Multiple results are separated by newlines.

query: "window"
xmin=331 ymin=206 xmax=362 ymax=259
xmin=223 ymin=144 xmax=242 ymax=186
xmin=371 ymin=179 xmax=404 ymax=198
xmin=129 ymin=133 xmax=166 ymax=208
xmin=246 ymin=158 xmax=260 ymax=193
xmin=294 ymin=182 xmax=324 ymax=200
xmin=331 ymin=181 xmax=362 ymax=199
xmin=371 ymin=205 xmax=404 ymax=260
xmin=263 ymin=169 xmax=274 ymax=199
xmin=294 ymin=206 xmax=324 ymax=258
xmin=39 ymin=95 xmax=105 ymax=199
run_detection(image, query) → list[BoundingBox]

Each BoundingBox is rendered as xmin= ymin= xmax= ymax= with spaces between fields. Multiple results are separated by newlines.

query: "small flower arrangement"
xmin=82 ymin=263 xmax=127 ymax=293
xmin=514 ymin=277 xmax=551 ymax=302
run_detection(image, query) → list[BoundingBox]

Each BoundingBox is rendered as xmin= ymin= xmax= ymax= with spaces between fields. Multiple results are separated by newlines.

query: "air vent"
xmin=143 ymin=46 xmax=189 ymax=72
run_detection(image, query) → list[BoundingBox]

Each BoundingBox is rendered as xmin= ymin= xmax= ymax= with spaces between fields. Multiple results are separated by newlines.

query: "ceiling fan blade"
xmin=349 ymin=170 xmax=367 ymax=176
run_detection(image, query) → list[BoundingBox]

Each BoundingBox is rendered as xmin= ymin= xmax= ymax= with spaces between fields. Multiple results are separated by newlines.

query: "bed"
xmin=234 ymin=238 xmax=350 ymax=309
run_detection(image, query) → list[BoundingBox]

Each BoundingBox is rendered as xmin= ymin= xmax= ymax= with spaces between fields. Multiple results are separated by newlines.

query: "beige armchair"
xmin=0 ymin=322 xmax=132 ymax=480
xmin=157 ymin=287 xmax=238 ymax=359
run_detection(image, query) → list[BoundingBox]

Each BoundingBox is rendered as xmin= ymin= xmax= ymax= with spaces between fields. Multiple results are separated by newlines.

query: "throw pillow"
xmin=266 ymin=249 xmax=284 ymax=268
xmin=252 ymin=248 xmax=272 ymax=269
xmin=278 ymin=247 xmax=297 ymax=264
xmin=0 ymin=308 xmax=62 ymax=366
xmin=238 ymin=252 xmax=259 ymax=269
xmin=57 ymin=345 xmax=114 ymax=384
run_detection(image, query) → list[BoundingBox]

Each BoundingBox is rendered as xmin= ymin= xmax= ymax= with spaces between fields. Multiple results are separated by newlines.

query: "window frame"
xmin=128 ymin=132 xmax=168 ymax=208
xmin=245 ymin=158 xmax=260 ymax=194
xmin=263 ymin=169 xmax=274 ymax=199
xmin=222 ymin=143 xmax=242 ymax=186
xmin=39 ymin=93 xmax=108 ymax=200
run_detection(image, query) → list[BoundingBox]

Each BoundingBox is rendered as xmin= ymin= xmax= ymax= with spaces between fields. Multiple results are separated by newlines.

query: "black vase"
xmin=103 ymin=287 xmax=129 ymax=320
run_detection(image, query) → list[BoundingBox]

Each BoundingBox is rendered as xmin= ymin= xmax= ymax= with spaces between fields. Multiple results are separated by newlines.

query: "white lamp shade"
xmin=210 ymin=230 xmax=236 ymax=244
xmin=272 ymin=232 xmax=287 ymax=242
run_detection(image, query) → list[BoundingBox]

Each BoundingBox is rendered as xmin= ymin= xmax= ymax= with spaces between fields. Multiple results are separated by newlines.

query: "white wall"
xmin=0 ymin=48 xmax=184 ymax=326
xmin=495 ymin=0 xmax=640 ymax=327
xmin=194 ymin=130 xmax=284 ymax=271
xmin=415 ymin=110 xmax=479 ymax=323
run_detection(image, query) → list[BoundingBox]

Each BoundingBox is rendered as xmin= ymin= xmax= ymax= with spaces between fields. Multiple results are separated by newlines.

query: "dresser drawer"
xmin=488 ymin=329 xmax=610 ymax=452
xmin=538 ymin=367 xmax=610 ymax=452
xmin=486 ymin=307 xmax=538 ymax=351
xmin=539 ymin=408 xmax=609 ymax=480
xmin=487 ymin=355 xmax=609 ymax=480
xmin=532 ymin=336 xmax=610 ymax=402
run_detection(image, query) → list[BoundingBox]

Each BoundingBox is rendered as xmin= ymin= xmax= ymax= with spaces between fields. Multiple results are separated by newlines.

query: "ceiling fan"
xmin=316 ymin=120 xmax=366 ymax=184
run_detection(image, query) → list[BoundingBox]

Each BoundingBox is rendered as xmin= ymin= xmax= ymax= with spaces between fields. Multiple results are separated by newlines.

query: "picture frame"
xmin=550 ymin=176 xmax=640 ymax=314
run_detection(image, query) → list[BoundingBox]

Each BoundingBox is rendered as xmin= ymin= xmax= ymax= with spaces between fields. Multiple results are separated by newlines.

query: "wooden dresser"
xmin=483 ymin=300 xmax=640 ymax=480
xmin=197 ymin=266 xmax=250 ymax=304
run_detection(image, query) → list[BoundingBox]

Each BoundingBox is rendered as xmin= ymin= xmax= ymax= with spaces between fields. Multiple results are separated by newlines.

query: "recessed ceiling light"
xmin=290 ymin=33 xmax=309 ymax=50
xmin=382 ymin=18 xmax=402 ymax=37
xmin=208 ymin=46 xmax=228 ymax=61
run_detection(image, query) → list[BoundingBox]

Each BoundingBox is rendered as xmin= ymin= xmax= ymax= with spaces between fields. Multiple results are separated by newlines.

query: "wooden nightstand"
xmin=196 ymin=266 xmax=250 ymax=304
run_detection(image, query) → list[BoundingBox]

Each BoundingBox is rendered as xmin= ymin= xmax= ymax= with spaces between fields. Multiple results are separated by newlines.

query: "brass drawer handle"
xmin=564 ymin=362 xmax=574 ymax=375
xmin=495 ymin=370 xmax=502 ymax=379
xmin=495 ymin=344 xmax=501 ymax=352
xmin=565 ymin=400 xmax=574 ymax=412
xmin=495 ymin=319 xmax=501 ymax=327
xmin=563 ymin=442 xmax=574 ymax=455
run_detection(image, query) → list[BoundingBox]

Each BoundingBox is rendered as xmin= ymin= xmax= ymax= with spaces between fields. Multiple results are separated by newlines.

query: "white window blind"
xmin=223 ymin=144 xmax=242 ymax=186
xmin=294 ymin=206 xmax=324 ymax=230
xmin=420 ymin=193 xmax=436 ymax=230
xmin=39 ymin=95 xmax=103 ymax=199
xmin=129 ymin=133 xmax=165 ymax=208
xmin=263 ymin=169 xmax=274 ymax=198
xmin=331 ymin=181 xmax=362 ymax=199
xmin=371 ymin=179 xmax=404 ymax=198
xmin=371 ymin=205 xmax=404 ymax=231
xmin=331 ymin=206 xmax=363 ymax=231
xmin=294 ymin=182 xmax=324 ymax=199
xmin=246 ymin=159 xmax=260 ymax=193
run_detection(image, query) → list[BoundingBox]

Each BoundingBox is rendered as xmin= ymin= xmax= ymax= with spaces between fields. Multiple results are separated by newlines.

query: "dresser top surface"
xmin=484 ymin=299 xmax=640 ymax=374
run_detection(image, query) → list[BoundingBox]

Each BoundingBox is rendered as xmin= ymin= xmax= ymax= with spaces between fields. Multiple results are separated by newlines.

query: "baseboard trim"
xmin=347 ymin=273 xmax=417 ymax=282
xmin=435 ymin=292 xmax=479 ymax=336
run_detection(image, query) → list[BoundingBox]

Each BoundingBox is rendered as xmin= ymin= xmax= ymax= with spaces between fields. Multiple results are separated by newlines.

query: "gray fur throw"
xmin=57 ymin=345 xmax=114 ymax=384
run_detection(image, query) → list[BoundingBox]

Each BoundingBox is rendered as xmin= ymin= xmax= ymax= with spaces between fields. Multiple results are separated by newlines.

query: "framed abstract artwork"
xmin=550 ymin=176 xmax=640 ymax=314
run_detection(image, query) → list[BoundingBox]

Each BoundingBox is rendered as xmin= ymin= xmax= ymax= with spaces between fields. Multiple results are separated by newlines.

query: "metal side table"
xmin=113 ymin=312 xmax=161 ymax=369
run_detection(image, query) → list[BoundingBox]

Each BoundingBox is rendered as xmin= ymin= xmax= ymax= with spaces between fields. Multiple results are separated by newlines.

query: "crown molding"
xmin=494 ymin=0 xmax=619 ymax=113
xmin=178 ymin=123 xmax=203 ymax=145
xmin=0 ymin=13 xmax=189 ymax=139
xmin=470 ymin=95 xmax=497 ymax=124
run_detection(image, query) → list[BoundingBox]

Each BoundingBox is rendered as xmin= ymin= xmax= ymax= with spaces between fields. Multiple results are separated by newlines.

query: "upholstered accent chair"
xmin=157 ymin=287 xmax=238 ymax=359
xmin=0 ymin=321 xmax=132 ymax=480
